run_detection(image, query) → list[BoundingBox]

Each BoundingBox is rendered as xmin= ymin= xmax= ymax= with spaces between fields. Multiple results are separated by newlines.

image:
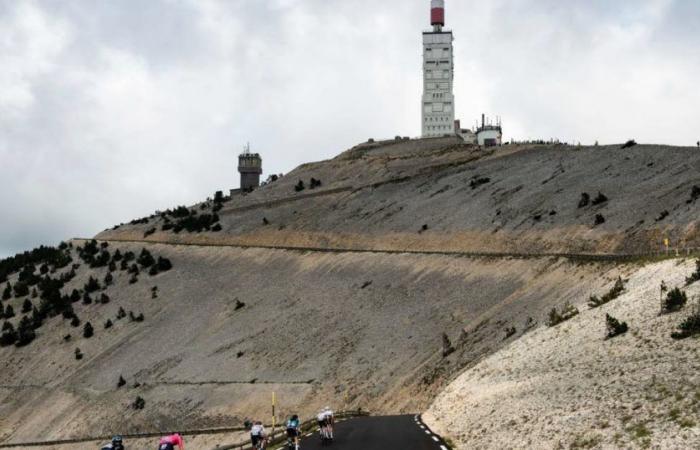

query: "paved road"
xmin=297 ymin=415 xmax=448 ymax=450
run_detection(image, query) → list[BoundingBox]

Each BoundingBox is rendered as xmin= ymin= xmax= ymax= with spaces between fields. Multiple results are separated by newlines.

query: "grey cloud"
xmin=1 ymin=0 xmax=698 ymax=256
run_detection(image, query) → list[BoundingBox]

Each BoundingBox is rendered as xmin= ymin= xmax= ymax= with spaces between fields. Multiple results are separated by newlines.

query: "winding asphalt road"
xmin=297 ymin=415 xmax=449 ymax=450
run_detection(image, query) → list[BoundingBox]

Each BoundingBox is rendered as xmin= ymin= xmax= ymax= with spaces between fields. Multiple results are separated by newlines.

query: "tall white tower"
xmin=422 ymin=0 xmax=455 ymax=138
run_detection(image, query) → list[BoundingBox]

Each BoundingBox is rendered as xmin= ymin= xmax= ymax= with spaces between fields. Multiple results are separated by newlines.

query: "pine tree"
xmin=83 ymin=322 xmax=94 ymax=338
xmin=22 ymin=299 xmax=32 ymax=314
xmin=104 ymin=272 xmax=114 ymax=286
xmin=15 ymin=316 xmax=36 ymax=347
xmin=70 ymin=316 xmax=81 ymax=327
xmin=2 ymin=283 xmax=11 ymax=300
xmin=0 ymin=322 xmax=17 ymax=347
xmin=5 ymin=304 xmax=15 ymax=318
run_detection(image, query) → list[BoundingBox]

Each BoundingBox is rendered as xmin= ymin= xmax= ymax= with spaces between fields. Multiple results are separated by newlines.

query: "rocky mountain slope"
xmin=1 ymin=138 xmax=699 ymax=449
xmin=424 ymin=258 xmax=700 ymax=449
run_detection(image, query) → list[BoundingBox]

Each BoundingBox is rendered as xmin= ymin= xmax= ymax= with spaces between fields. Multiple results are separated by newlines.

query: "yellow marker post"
xmin=272 ymin=391 xmax=276 ymax=431
xmin=664 ymin=238 xmax=670 ymax=254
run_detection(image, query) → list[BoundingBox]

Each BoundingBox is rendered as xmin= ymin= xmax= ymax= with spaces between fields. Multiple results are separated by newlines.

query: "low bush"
xmin=75 ymin=348 xmax=83 ymax=360
xmin=0 ymin=322 xmax=17 ymax=347
xmin=594 ymin=214 xmax=606 ymax=226
xmin=662 ymin=288 xmax=688 ymax=313
xmin=547 ymin=302 xmax=579 ymax=327
xmin=469 ymin=177 xmax=491 ymax=189
xmin=117 ymin=375 xmax=126 ymax=388
xmin=15 ymin=316 xmax=35 ymax=347
xmin=4 ymin=304 xmax=15 ymax=319
xmin=104 ymin=319 xmax=113 ymax=329
xmin=70 ymin=316 xmax=81 ymax=327
xmin=621 ymin=139 xmax=637 ymax=149
xmin=137 ymin=249 xmax=155 ymax=268
xmin=99 ymin=293 xmax=110 ymax=304
xmin=132 ymin=396 xmax=145 ymax=410
xmin=116 ymin=307 xmax=126 ymax=320
xmin=591 ymin=192 xmax=608 ymax=205
xmin=22 ymin=299 xmax=33 ymax=313
xmin=211 ymin=223 xmax=222 ymax=232
xmin=671 ymin=307 xmax=700 ymax=340
xmin=13 ymin=282 xmax=29 ymax=298
xmin=104 ymin=272 xmax=113 ymax=286
xmin=441 ymin=332 xmax=455 ymax=357
xmin=656 ymin=210 xmax=669 ymax=222
xmin=84 ymin=276 xmax=101 ymax=293
xmin=687 ymin=185 xmax=700 ymax=204
xmin=310 ymin=178 xmax=322 ymax=189
xmin=82 ymin=292 xmax=92 ymax=305
xmin=605 ymin=314 xmax=628 ymax=339
xmin=129 ymin=311 xmax=144 ymax=322
xmin=83 ymin=322 xmax=94 ymax=338
xmin=578 ymin=193 xmax=590 ymax=208
xmin=504 ymin=327 xmax=517 ymax=340
xmin=129 ymin=274 xmax=138 ymax=284
xmin=686 ymin=259 xmax=700 ymax=285
xmin=144 ymin=227 xmax=156 ymax=238
xmin=295 ymin=180 xmax=305 ymax=192
xmin=588 ymin=277 xmax=626 ymax=308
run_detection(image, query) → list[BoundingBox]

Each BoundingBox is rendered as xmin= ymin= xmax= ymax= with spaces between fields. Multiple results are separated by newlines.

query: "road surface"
xmin=297 ymin=415 xmax=449 ymax=450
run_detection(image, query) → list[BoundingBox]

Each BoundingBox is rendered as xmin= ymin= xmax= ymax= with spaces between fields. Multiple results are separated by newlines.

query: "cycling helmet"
xmin=112 ymin=435 xmax=123 ymax=443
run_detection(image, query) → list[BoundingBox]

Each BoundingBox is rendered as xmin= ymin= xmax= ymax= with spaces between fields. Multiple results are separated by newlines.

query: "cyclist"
xmin=158 ymin=433 xmax=184 ymax=450
xmin=101 ymin=435 xmax=125 ymax=450
xmin=250 ymin=420 xmax=267 ymax=449
xmin=316 ymin=409 xmax=328 ymax=440
xmin=286 ymin=414 xmax=301 ymax=449
xmin=323 ymin=407 xmax=335 ymax=440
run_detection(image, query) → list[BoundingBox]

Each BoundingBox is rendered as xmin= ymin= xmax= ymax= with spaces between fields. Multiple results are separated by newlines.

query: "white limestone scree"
xmin=422 ymin=0 xmax=454 ymax=138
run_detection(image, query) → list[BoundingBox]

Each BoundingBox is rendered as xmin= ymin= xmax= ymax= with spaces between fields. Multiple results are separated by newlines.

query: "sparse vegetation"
xmin=295 ymin=180 xmax=306 ymax=192
xmin=504 ymin=327 xmax=516 ymax=340
xmin=578 ymin=192 xmax=590 ymax=208
xmin=671 ymin=299 xmax=700 ymax=339
xmin=591 ymin=192 xmax=608 ymax=205
xmin=547 ymin=302 xmax=579 ymax=327
xmin=605 ymin=314 xmax=628 ymax=339
xmin=310 ymin=177 xmax=322 ymax=189
xmin=588 ymin=277 xmax=625 ymax=308
xmin=621 ymin=139 xmax=637 ymax=149
xmin=117 ymin=375 xmax=126 ymax=388
xmin=685 ymin=259 xmax=700 ymax=285
xmin=469 ymin=177 xmax=490 ymax=189
xmin=74 ymin=348 xmax=83 ymax=360
xmin=132 ymin=396 xmax=145 ymax=410
xmin=594 ymin=214 xmax=605 ymax=226
xmin=441 ymin=332 xmax=455 ymax=357
xmin=83 ymin=322 xmax=94 ymax=338
xmin=104 ymin=319 xmax=113 ymax=329
xmin=687 ymin=185 xmax=700 ymax=204
xmin=662 ymin=287 xmax=687 ymax=314
xmin=656 ymin=210 xmax=669 ymax=221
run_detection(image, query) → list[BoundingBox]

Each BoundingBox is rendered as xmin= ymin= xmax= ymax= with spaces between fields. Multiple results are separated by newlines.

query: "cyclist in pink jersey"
xmin=158 ymin=433 xmax=184 ymax=450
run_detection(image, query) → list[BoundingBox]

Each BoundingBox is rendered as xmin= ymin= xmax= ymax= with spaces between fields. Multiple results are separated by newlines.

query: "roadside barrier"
xmin=0 ymin=410 xmax=368 ymax=449
xmin=211 ymin=410 xmax=369 ymax=450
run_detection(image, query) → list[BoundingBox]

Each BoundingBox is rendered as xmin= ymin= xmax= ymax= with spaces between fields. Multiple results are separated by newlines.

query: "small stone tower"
xmin=238 ymin=143 xmax=262 ymax=191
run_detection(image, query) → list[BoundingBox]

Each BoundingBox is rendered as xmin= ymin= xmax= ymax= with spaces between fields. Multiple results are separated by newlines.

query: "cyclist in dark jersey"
xmin=101 ymin=435 xmax=124 ymax=450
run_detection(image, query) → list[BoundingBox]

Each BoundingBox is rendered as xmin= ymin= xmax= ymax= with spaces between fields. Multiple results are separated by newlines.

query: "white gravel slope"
xmin=424 ymin=259 xmax=700 ymax=449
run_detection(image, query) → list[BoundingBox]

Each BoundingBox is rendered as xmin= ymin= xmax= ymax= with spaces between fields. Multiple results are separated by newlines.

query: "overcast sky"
xmin=1 ymin=0 xmax=698 ymax=257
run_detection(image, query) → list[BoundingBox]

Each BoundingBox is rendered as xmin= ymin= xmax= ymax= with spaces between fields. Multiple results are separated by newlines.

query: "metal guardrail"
xmin=211 ymin=410 xmax=370 ymax=450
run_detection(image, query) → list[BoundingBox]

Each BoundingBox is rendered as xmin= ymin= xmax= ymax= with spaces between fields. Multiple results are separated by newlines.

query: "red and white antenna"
xmin=431 ymin=0 xmax=445 ymax=27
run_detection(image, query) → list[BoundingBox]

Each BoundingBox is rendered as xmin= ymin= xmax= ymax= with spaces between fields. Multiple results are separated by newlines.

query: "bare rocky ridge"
xmin=1 ymin=138 xmax=699 ymax=448
xmin=100 ymin=139 xmax=700 ymax=255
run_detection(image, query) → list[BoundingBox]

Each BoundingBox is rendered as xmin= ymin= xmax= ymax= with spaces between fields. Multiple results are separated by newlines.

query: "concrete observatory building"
xmin=238 ymin=143 xmax=262 ymax=192
xmin=422 ymin=0 xmax=455 ymax=138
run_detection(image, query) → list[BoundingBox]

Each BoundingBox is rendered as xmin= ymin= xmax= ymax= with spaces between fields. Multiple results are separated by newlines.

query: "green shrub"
xmin=591 ymin=192 xmax=608 ymax=205
xmin=116 ymin=307 xmax=126 ymax=320
xmin=0 ymin=322 xmax=17 ymax=347
xmin=605 ymin=314 xmax=628 ymax=339
xmin=686 ymin=260 xmax=700 ymax=285
xmin=137 ymin=249 xmax=155 ymax=267
xmin=578 ymin=193 xmax=590 ymax=208
xmin=84 ymin=276 xmax=101 ymax=293
xmin=547 ymin=302 xmax=579 ymax=327
xmin=15 ymin=316 xmax=36 ymax=347
xmin=662 ymin=288 xmax=687 ymax=313
xmin=70 ymin=316 xmax=81 ymax=327
xmin=687 ymin=186 xmax=700 ymax=204
xmin=104 ymin=319 xmax=113 ymax=329
xmin=21 ymin=299 xmax=32 ymax=313
xmin=82 ymin=292 xmax=92 ymax=305
xmin=588 ymin=277 xmax=626 ymax=308
xmin=2 ymin=283 xmax=11 ymax=300
xmin=99 ymin=293 xmax=110 ymax=304
xmin=671 ymin=305 xmax=700 ymax=339
xmin=4 ymin=304 xmax=15 ymax=318
xmin=75 ymin=348 xmax=83 ymax=360
xmin=13 ymin=282 xmax=29 ymax=298
xmin=117 ymin=375 xmax=126 ymax=388
xmin=594 ymin=214 xmax=605 ymax=226
xmin=83 ymin=322 xmax=94 ymax=338
xmin=621 ymin=139 xmax=637 ymax=149
xmin=132 ymin=396 xmax=145 ymax=410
